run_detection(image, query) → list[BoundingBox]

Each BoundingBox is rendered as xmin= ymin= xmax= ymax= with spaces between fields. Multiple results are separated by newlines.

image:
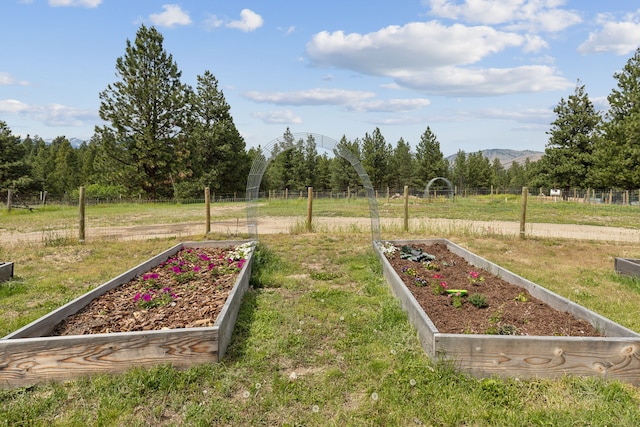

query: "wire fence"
xmin=2 ymin=187 xmax=640 ymax=249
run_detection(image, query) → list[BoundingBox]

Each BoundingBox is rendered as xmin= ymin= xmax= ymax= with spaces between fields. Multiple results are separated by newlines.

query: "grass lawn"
xmin=2 ymin=226 xmax=640 ymax=425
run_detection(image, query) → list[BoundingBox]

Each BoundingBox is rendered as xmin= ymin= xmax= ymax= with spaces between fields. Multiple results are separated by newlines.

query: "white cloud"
xmin=578 ymin=12 xmax=640 ymax=55
xmin=395 ymin=65 xmax=571 ymax=96
xmin=204 ymin=13 xmax=224 ymax=30
xmin=49 ymin=0 xmax=101 ymax=7
xmin=245 ymin=88 xmax=376 ymax=105
xmin=252 ymin=110 xmax=302 ymax=124
xmin=149 ymin=4 xmax=192 ymax=28
xmin=426 ymin=0 xmax=581 ymax=32
xmin=0 ymin=99 xmax=97 ymax=127
xmin=0 ymin=72 xmax=29 ymax=86
xmin=307 ymin=21 xmax=570 ymax=96
xmin=347 ymin=98 xmax=431 ymax=112
xmin=307 ymin=21 xmax=524 ymax=74
xmin=0 ymin=99 xmax=30 ymax=113
xmin=227 ymin=9 xmax=263 ymax=32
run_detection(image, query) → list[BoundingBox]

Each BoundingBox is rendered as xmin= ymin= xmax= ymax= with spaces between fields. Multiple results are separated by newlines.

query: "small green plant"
xmin=468 ymin=292 xmax=488 ymax=308
xmin=402 ymin=266 xmax=418 ymax=277
xmin=467 ymin=271 xmax=485 ymax=285
xmin=432 ymin=276 xmax=448 ymax=295
xmin=515 ymin=292 xmax=528 ymax=302
xmin=449 ymin=292 xmax=464 ymax=308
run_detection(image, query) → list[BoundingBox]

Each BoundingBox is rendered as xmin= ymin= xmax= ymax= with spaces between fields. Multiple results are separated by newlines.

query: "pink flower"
xmin=134 ymin=292 xmax=141 ymax=302
xmin=440 ymin=281 xmax=448 ymax=289
xmin=172 ymin=266 xmax=181 ymax=274
xmin=193 ymin=266 xmax=201 ymax=272
xmin=433 ymin=274 xmax=444 ymax=279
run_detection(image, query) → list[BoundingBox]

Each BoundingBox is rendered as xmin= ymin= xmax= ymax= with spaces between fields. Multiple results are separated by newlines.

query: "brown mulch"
xmin=52 ymin=246 xmax=241 ymax=335
xmin=385 ymin=243 xmax=602 ymax=336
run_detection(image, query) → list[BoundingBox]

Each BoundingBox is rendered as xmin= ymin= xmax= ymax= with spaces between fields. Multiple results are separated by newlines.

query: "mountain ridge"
xmin=446 ymin=148 xmax=543 ymax=168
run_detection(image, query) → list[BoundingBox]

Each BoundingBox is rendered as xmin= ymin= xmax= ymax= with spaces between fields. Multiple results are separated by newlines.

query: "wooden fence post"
xmin=403 ymin=185 xmax=409 ymax=232
xmin=306 ymin=187 xmax=313 ymax=232
xmin=6 ymin=189 xmax=12 ymax=212
xmin=519 ymin=186 xmax=528 ymax=240
xmin=79 ymin=186 xmax=86 ymax=243
xmin=204 ymin=187 xmax=211 ymax=235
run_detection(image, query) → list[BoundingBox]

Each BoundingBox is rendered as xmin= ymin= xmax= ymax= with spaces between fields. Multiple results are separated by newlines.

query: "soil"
xmin=52 ymin=246 xmax=244 ymax=335
xmin=384 ymin=243 xmax=602 ymax=336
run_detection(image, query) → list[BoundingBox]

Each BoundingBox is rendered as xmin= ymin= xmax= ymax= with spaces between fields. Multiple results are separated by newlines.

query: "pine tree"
xmin=539 ymin=82 xmax=600 ymax=192
xmin=415 ymin=127 xmax=448 ymax=187
xmin=95 ymin=24 xmax=189 ymax=197
xmin=361 ymin=128 xmax=390 ymax=189
xmin=391 ymin=137 xmax=414 ymax=189
xmin=180 ymin=70 xmax=248 ymax=197
xmin=0 ymin=121 xmax=32 ymax=192
xmin=592 ymin=48 xmax=640 ymax=189
xmin=330 ymin=136 xmax=361 ymax=191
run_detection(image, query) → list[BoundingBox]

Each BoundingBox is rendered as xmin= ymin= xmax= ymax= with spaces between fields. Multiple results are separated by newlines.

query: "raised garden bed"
xmin=614 ymin=257 xmax=640 ymax=277
xmin=0 ymin=240 xmax=254 ymax=389
xmin=375 ymin=238 xmax=640 ymax=385
xmin=0 ymin=262 xmax=14 ymax=283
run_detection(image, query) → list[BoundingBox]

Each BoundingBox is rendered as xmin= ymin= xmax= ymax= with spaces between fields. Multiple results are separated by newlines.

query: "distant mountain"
xmin=42 ymin=137 xmax=87 ymax=148
xmin=446 ymin=149 xmax=543 ymax=168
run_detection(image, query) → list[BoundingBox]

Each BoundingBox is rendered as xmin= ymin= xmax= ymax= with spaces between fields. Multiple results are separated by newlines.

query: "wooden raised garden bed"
xmin=0 ymin=262 xmax=14 ymax=283
xmin=614 ymin=257 xmax=640 ymax=278
xmin=0 ymin=240 xmax=254 ymax=389
xmin=375 ymin=238 xmax=640 ymax=385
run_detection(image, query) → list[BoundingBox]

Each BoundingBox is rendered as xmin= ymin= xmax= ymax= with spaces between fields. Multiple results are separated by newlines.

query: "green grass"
xmin=2 ymin=232 xmax=640 ymax=425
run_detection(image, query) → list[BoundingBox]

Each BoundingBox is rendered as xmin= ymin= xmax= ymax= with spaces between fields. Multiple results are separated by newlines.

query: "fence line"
xmin=2 ymin=186 xmax=640 ymax=248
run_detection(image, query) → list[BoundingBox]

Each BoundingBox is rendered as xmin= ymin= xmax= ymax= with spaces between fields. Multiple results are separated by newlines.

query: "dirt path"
xmin=2 ymin=216 xmax=638 ymax=245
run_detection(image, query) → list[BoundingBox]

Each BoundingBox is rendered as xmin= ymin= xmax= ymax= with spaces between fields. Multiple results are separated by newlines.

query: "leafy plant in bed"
xmin=378 ymin=242 xmax=601 ymax=337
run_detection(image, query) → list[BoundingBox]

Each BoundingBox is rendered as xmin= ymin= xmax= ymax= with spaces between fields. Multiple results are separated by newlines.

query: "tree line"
xmin=2 ymin=24 xmax=640 ymax=201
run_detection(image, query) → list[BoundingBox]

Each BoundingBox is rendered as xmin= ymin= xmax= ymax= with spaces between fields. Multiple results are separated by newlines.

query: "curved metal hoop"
xmin=424 ymin=177 xmax=454 ymax=199
xmin=245 ymin=133 xmax=380 ymax=244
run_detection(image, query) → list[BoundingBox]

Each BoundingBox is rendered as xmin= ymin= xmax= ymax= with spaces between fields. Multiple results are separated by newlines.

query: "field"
xmin=2 ymin=196 xmax=640 ymax=425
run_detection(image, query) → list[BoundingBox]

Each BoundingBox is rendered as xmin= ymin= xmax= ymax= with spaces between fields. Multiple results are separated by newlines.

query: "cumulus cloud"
xmin=0 ymin=99 xmax=30 ymax=113
xmin=245 ymin=88 xmax=376 ymax=106
xmin=252 ymin=110 xmax=302 ymax=124
xmin=578 ymin=11 xmax=640 ymax=55
xmin=149 ymin=4 xmax=192 ymax=28
xmin=308 ymin=21 xmax=524 ymax=74
xmin=0 ymin=72 xmax=29 ymax=86
xmin=49 ymin=0 xmax=101 ymax=7
xmin=245 ymin=88 xmax=430 ymax=114
xmin=347 ymin=98 xmax=431 ymax=112
xmin=307 ymin=20 xmax=571 ymax=96
xmin=0 ymin=99 xmax=97 ymax=127
xmin=426 ymin=0 xmax=581 ymax=32
xmin=395 ymin=65 xmax=571 ymax=96
xmin=227 ymin=9 xmax=263 ymax=32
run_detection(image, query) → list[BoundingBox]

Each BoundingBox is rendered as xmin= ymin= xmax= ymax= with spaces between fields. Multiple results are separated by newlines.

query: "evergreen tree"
xmin=266 ymin=128 xmax=296 ymax=191
xmin=391 ymin=137 xmax=414 ymax=189
xmin=361 ymin=127 xmax=390 ymax=189
xmin=180 ymin=70 xmax=248 ymax=198
xmin=467 ymin=151 xmax=492 ymax=189
xmin=0 ymin=121 xmax=32 ymax=192
xmin=490 ymin=158 xmax=509 ymax=191
xmin=592 ymin=48 xmax=640 ymax=189
xmin=415 ymin=126 xmax=448 ymax=187
xmin=95 ymin=24 xmax=190 ymax=197
xmin=538 ymin=82 xmax=600 ymax=192
xmin=450 ymin=150 xmax=467 ymax=191
xmin=330 ymin=136 xmax=361 ymax=191
xmin=50 ymin=137 xmax=79 ymax=195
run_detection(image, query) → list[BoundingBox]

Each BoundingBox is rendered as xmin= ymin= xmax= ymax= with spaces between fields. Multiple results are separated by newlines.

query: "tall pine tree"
xmin=592 ymin=48 xmax=640 ymax=189
xmin=95 ymin=24 xmax=189 ymax=197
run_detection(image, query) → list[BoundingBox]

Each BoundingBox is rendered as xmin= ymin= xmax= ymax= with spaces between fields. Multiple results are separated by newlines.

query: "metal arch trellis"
xmin=245 ymin=132 xmax=380 ymax=244
xmin=423 ymin=177 xmax=454 ymax=200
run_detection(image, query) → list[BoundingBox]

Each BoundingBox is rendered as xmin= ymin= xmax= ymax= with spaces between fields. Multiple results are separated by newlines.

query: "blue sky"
xmin=2 ymin=0 xmax=640 ymax=156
